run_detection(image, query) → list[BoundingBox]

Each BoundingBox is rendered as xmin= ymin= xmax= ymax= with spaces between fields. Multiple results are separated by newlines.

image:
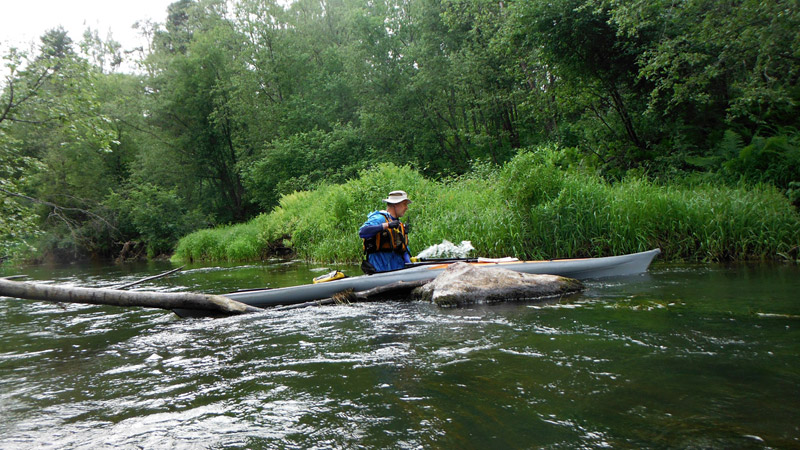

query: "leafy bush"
xmin=724 ymin=132 xmax=800 ymax=189
xmin=173 ymin=220 xmax=266 ymax=262
xmin=241 ymin=125 xmax=371 ymax=210
xmin=173 ymin=150 xmax=800 ymax=263
xmin=107 ymin=183 xmax=207 ymax=258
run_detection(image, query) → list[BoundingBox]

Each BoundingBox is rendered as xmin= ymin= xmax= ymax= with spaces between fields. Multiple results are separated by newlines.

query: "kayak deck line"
xmin=422 ymin=247 xmax=667 ymax=269
xmin=422 ymin=256 xmax=594 ymax=270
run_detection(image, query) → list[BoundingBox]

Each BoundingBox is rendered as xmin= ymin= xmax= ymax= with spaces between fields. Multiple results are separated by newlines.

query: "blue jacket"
xmin=359 ymin=211 xmax=411 ymax=272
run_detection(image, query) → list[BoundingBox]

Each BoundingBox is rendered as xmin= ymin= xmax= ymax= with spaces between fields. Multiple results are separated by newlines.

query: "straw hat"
xmin=383 ymin=190 xmax=412 ymax=204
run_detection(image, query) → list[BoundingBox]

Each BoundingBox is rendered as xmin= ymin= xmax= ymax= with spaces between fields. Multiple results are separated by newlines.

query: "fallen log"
xmin=0 ymin=278 xmax=261 ymax=316
xmin=340 ymin=279 xmax=429 ymax=301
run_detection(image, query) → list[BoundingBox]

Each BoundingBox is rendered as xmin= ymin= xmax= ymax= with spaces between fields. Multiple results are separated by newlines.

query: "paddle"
xmin=405 ymin=255 xmax=523 ymax=268
xmin=404 ymin=257 xmax=479 ymax=267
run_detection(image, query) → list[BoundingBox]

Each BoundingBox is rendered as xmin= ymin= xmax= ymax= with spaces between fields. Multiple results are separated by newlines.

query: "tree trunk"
xmin=608 ymin=85 xmax=646 ymax=152
xmin=0 ymin=278 xmax=260 ymax=316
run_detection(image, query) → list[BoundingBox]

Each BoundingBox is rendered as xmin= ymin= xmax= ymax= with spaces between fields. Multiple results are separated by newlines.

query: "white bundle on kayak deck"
xmin=415 ymin=240 xmax=475 ymax=259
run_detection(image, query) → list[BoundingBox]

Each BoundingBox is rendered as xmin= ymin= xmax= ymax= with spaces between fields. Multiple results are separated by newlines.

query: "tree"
xmin=1 ymin=28 xmax=119 ymax=259
xmin=144 ymin=0 xmax=254 ymax=223
xmin=597 ymin=0 xmax=800 ymax=132
xmin=503 ymin=0 xmax=654 ymax=171
xmin=79 ymin=28 xmax=123 ymax=73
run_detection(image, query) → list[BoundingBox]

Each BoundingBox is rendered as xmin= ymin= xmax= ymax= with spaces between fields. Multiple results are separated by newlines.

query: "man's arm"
xmin=359 ymin=223 xmax=384 ymax=239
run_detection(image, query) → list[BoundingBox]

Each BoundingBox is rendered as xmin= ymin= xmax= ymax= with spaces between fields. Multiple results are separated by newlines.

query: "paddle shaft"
xmin=405 ymin=258 xmax=478 ymax=268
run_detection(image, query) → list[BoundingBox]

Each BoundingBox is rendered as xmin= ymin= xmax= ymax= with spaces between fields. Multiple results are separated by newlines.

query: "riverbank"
xmin=173 ymin=150 xmax=800 ymax=264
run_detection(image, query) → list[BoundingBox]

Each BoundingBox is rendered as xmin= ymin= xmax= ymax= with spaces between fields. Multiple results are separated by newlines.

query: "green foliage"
xmin=504 ymin=0 xmax=653 ymax=166
xmin=172 ymin=217 xmax=267 ymax=262
xmin=242 ymin=125 xmax=370 ymax=210
xmin=623 ymin=0 xmax=800 ymax=128
xmin=0 ymin=191 xmax=41 ymax=262
xmin=788 ymin=182 xmax=800 ymax=208
xmin=0 ymin=123 xmax=42 ymax=261
xmin=423 ymin=171 xmax=520 ymax=257
xmin=529 ymin=176 xmax=800 ymax=261
xmin=272 ymin=163 xmax=434 ymax=262
xmin=724 ymin=131 xmax=800 ymax=191
xmin=106 ymin=183 xmax=207 ymax=258
xmin=145 ymin=2 xmax=254 ymax=224
xmin=3 ymin=0 xmax=799 ymax=264
xmin=174 ymin=153 xmax=800 ymax=264
xmin=503 ymin=150 xmax=800 ymax=260
xmin=1 ymin=29 xmax=119 ymax=261
xmin=499 ymin=148 xmax=565 ymax=207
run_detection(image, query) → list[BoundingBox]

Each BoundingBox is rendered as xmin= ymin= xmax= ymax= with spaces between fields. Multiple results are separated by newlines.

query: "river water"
xmin=1 ymin=259 xmax=798 ymax=449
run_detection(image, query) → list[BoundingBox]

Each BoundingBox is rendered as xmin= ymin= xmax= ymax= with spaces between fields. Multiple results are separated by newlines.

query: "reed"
xmin=522 ymin=174 xmax=800 ymax=261
xmin=173 ymin=151 xmax=800 ymax=263
xmin=172 ymin=219 xmax=266 ymax=262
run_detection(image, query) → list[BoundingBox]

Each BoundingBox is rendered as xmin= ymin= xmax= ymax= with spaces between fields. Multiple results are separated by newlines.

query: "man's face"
xmin=392 ymin=201 xmax=409 ymax=218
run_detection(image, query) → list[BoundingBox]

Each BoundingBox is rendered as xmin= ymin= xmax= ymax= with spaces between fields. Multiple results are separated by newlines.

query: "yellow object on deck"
xmin=312 ymin=270 xmax=346 ymax=284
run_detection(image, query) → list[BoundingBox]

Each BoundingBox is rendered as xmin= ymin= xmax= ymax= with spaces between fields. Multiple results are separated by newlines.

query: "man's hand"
xmin=387 ymin=220 xmax=401 ymax=229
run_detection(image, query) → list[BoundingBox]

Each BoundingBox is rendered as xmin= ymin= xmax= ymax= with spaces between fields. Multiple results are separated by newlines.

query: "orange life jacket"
xmin=363 ymin=213 xmax=409 ymax=255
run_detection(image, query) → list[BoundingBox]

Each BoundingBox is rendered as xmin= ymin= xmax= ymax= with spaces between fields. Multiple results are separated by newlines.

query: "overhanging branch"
xmin=0 ymin=187 xmax=118 ymax=234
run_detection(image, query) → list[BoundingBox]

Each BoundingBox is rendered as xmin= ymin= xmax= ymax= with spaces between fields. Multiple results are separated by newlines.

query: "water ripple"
xmin=3 ymin=262 xmax=800 ymax=449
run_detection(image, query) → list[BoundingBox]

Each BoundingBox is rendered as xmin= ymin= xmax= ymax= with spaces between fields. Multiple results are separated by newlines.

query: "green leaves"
xmin=106 ymin=182 xmax=207 ymax=257
xmin=1 ymin=29 xmax=122 ymax=261
xmin=724 ymin=131 xmax=800 ymax=190
xmin=2 ymin=0 xmax=799 ymax=263
xmin=606 ymin=0 xmax=800 ymax=129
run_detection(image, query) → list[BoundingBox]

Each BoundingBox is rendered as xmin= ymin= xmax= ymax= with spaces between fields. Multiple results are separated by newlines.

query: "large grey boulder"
xmin=412 ymin=262 xmax=584 ymax=307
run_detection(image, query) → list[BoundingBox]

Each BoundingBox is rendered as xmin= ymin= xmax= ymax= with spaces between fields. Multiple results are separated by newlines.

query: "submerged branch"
xmin=272 ymin=280 xmax=429 ymax=312
xmin=111 ymin=266 xmax=185 ymax=290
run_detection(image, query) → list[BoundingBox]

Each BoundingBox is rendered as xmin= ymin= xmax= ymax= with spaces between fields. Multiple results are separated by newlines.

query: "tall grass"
xmin=172 ymin=215 xmax=269 ymax=262
xmin=173 ymin=150 xmax=800 ymax=263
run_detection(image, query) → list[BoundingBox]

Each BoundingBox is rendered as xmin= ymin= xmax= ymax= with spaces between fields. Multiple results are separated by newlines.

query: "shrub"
xmin=173 ymin=150 xmax=800 ymax=263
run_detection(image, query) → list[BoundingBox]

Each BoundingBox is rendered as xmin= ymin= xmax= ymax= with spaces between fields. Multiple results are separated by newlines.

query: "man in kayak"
xmin=359 ymin=190 xmax=412 ymax=274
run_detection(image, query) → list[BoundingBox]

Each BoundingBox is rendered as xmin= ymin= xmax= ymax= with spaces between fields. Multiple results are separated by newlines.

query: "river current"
xmin=1 ymin=260 xmax=798 ymax=449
